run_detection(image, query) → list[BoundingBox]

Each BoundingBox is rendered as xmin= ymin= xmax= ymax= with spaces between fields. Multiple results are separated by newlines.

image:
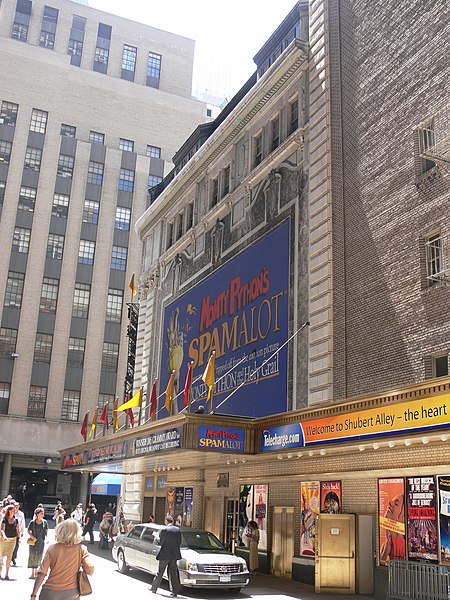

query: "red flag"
xmin=80 ymin=411 xmax=89 ymax=441
xmin=125 ymin=407 xmax=135 ymax=427
xmin=99 ymin=404 xmax=109 ymax=430
xmin=149 ymin=381 xmax=157 ymax=420
xmin=183 ymin=363 xmax=193 ymax=410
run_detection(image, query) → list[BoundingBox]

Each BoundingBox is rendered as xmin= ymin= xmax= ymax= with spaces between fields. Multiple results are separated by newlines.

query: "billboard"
xmin=160 ymin=220 xmax=290 ymax=417
xmin=378 ymin=478 xmax=406 ymax=564
xmin=406 ymin=476 xmax=438 ymax=561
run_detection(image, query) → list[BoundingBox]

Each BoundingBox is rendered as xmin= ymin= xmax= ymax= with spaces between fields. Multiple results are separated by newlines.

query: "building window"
xmin=24 ymin=147 xmax=42 ymax=171
xmin=39 ymin=31 xmax=55 ymax=49
xmin=211 ymin=177 xmax=219 ymax=207
xmin=34 ymin=332 xmax=53 ymax=363
xmin=60 ymin=124 xmax=76 ymax=138
xmin=0 ymin=181 xmax=5 ymax=205
xmin=18 ymin=186 xmax=36 ymax=212
xmin=146 ymin=145 xmax=161 ymax=158
xmin=222 ymin=166 xmax=230 ymax=197
xmin=39 ymin=277 xmax=58 ymax=313
xmin=434 ymin=355 xmax=449 ymax=378
xmin=67 ymin=337 xmax=85 ymax=368
xmin=0 ymin=101 xmax=19 ymax=126
xmin=0 ymin=140 xmax=12 ymax=164
xmin=4 ymin=271 xmax=24 ymax=308
xmin=89 ymin=131 xmax=104 ymax=144
xmin=122 ymin=44 xmax=137 ymax=72
xmin=119 ymin=138 xmax=134 ymax=152
xmin=94 ymin=47 xmax=109 ymax=67
xmin=425 ymin=233 xmax=443 ymax=286
xmin=111 ymin=246 xmax=127 ymax=271
xmin=118 ymin=168 xmax=134 ymax=192
xmin=102 ymin=342 xmax=119 ymax=371
xmin=68 ymin=15 xmax=86 ymax=66
xmin=61 ymin=389 xmax=80 ymax=421
xmin=46 ymin=233 xmax=64 ymax=260
xmin=0 ymin=382 xmax=10 ymax=415
xmin=30 ymin=109 xmax=48 ymax=134
xmin=82 ymin=199 xmax=100 ymax=224
xmin=98 ymin=394 xmax=113 ymax=420
xmin=11 ymin=22 xmax=28 ymax=42
xmin=148 ymin=174 xmax=162 ymax=190
xmin=418 ymin=119 xmax=436 ymax=174
xmin=186 ymin=202 xmax=194 ymax=231
xmin=72 ymin=282 xmax=90 ymax=318
xmin=254 ymin=133 xmax=262 ymax=167
xmin=78 ymin=239 xmax=95 ymax=265
xmin=27 ymin=386 xmax=47 ymax=418
xmin=39 ymin=5 xmax=58 ymax=50
xmin=147 ymin=52 xmax=161 ymax=87
xmin=166 ymin=221 xmax=173 ymax=250
xmin=289 ymin=98 xmax=299 ymax=134
xmin=57 ymin=154 xmax=74 ymax=178
xmin=12 ymin=227 xmax=31 ymax=253
xmin=87 ymin=161 xmax=104 ymax=186
xmin=106 ymin=288 xmax=123 ymax=322
xmin=0 ymin=327 xmax=17 ymax=358
xmin=271 ymin=116 xmax=280 ymax=151
xmin=115 ymin=206 xmax=131 ymax=230
xmin=68 ymin=39 xmax=83 ymax=59
xmin=52 ymin=193 xmax=69 ymax=218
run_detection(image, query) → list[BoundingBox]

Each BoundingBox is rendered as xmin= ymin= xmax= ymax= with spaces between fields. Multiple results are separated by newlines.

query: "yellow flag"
xmin=165 ymin=372 xmax=175 ymax=415
xmin=88 ymin=407 xmax=98 ymax=439
xmin=116 ymin=388 xmax=142 ymax=412
xmin=128 ymin=273 xmax=137 ymax=296
xmin=202 ymin=353 xmax=215 ymax=402
xmin=112 ymin=398 xmax=119 ymax=431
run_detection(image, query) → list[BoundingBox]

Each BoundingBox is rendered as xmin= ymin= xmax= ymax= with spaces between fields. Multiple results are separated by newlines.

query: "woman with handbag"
xmin=28 ymin=507 xmax=48 ymax=578
xmin=0 ymin=504 xmax=20 ymax=580
xmin=30 ymin=518 xmax=94 ymax=600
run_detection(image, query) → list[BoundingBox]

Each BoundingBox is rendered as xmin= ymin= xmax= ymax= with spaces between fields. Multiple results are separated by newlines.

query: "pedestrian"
xmin=70 ymin=504 xmax=84 ymax=526
xmin=54 ymin=501 xmax=66 ymax=524
xmin=27 ymin=506 xmax=48 ymax=578
xmin=150 ymin=514 xmax=182 ymax=597
xmin=12 ymin=501 xmax=26 ymax=566
xmin=245 ymin=520 xmax=260 ymax=572
xmin=82 ymin=503 xmax=96 ymax=544
xmin=30 ymin=518 xmax=94 ymax=600
xmin=0 ymin=504 xmax=20 ymax=580
xmin=148 ymin=515 xmax=155 ymax=523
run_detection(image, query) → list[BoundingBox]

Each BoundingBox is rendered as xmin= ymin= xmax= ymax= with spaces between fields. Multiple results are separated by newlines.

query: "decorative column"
xmin=0 ymin=453 xmax=12 ymax=499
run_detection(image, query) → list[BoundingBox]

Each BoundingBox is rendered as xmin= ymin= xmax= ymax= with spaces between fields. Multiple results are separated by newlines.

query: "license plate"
xmin=219 ymin=575 xmax=231 ymax=582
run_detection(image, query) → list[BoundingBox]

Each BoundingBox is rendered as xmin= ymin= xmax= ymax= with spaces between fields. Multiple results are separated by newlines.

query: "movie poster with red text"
xmin=160 ymin=220 xmax=290 ymax=417
xmin=301 ymin=481 xmax=320 ymax=556
xmin=378 ymin=478 xmax=406 ymax=564
xmin=406 ymin=476 xmax=438 ymax=561
xmin=320 ymin=481 xmax=342 ymax=514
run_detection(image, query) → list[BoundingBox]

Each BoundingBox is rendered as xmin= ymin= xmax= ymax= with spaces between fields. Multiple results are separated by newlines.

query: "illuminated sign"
xmin=160 ymin=221 xmax=290 ymax=417
xmin=197 ymin=425 xmax=244 ymax=451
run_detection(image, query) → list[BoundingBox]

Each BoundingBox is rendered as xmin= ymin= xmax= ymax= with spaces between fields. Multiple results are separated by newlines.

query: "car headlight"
xmin=186 ymin=561 xmax=198 ymax=572
xmin=239 ymin=558 xmax=249 ymax=572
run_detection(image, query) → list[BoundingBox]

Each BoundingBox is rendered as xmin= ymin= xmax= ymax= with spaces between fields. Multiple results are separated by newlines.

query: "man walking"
xmin=150 ymin=515 xmax=182 ymax=597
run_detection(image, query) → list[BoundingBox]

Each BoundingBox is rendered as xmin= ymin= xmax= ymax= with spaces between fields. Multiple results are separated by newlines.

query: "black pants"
xmin=151 ymin=559 xmax=180 ymax=595
xmin=82 ymin=526 xmax=94 ymax=543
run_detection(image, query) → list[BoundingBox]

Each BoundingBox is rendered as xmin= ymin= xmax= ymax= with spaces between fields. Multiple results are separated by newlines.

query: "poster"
xmin=439 ymin=477 xmax=450 ymax=565
xmin=406 ymin=476 xmax=438 ymax=561
xmin=238 ymin=483 xmax=269 ymax=551
xmin=378 ymin=478 xmax=406 ymax=564
xmin=184 ymin=487 xmax=193 ymax=527
xmin=320 ymin=481 xmax=342 ymax=514
xmin=174 ymin=487 xmax=185 ymax=527
xmin=300 ymin=481 xmax=320 ymax=556
xmin=166 ymin=487 xmax=175 ymax=517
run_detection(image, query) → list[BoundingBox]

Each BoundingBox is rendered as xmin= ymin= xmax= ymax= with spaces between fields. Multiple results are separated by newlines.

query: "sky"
xmin=88 ymin=0 xmax=298 ymax=102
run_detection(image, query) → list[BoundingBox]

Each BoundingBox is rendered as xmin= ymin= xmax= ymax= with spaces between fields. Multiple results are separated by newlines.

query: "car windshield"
xmin=181 ymin=531 xmax=225 ymax=550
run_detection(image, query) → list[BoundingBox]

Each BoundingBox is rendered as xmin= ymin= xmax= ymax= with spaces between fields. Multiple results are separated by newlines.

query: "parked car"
xmin=112 ymin=522 xmax=249 ymax=591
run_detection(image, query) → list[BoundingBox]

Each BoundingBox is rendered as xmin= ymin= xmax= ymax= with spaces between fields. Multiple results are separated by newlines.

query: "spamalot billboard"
xmin=159 ymin=220 xmax=290 ymax=417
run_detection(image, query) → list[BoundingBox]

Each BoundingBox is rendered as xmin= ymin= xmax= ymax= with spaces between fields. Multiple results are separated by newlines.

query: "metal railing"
xmin=389 ymin=560 xmax=450 ymax=600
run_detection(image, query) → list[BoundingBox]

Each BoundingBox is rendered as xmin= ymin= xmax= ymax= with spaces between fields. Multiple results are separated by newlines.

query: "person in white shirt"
xmin=70 ymin=503 xmax=84 ymax=525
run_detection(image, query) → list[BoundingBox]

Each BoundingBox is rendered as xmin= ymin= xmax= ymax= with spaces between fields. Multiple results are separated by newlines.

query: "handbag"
xmin=27 ymin=537 xmax=36 ymax=545
xmin=78 ymin=570 xmax=92 ymax=596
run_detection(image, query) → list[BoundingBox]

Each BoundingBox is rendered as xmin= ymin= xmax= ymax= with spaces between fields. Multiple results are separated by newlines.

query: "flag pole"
xmin=188 ymin=361 xmax=193 ymax=413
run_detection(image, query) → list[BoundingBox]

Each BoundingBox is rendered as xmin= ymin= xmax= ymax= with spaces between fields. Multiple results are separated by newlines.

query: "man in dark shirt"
xmin=150 ymin=515 xmax=182 ymax=597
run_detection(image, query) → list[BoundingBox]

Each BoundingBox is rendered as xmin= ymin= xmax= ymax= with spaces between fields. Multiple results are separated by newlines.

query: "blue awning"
xmin=91 ymin=473 xmax=122 ymax=495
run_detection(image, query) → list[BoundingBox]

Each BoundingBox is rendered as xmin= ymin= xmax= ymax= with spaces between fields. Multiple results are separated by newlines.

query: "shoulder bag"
xmin=78 ymin=545 xmax=92 ymax=596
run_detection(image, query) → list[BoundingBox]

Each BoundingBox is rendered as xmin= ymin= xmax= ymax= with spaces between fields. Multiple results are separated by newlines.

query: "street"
xmin=5 ymin=528 xmax=373 ymax=600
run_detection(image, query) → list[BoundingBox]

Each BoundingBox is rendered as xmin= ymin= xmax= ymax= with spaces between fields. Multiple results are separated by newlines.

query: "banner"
xmin=406 ymin=476 xmax=438 ymax=561
xmin=184 ymin=487 xmax=193 ymax=527
xmin=438 ymin=476 xmax=450 ymax=565
xmin=378 ymin=478 xmax=406 ymax=564
xmin=174 ymin=487 xmax=185 ymax=526
xmin=320 ymin=481 xmax=342 ymax=514
xmin=301 ymin=481 xmax=320 ymax=556
xmin=160 ymin=221 xmax=290 ymax=417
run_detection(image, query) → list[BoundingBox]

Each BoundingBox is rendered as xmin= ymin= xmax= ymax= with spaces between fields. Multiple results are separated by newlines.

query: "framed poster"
xmin=238 ymin=483 xmax=269 ymax=551
xmin=378 ymin=478 xmax=406 ymax=564
xmin=438 ymin=476 xmax=450 ymax=565
xmin=406 ymin=476 xmax=437 ymax=561
xmin=320 ymin=481 xmax=342 ymax=514
xmin=300 ymin=481 xmax=320 ymax=556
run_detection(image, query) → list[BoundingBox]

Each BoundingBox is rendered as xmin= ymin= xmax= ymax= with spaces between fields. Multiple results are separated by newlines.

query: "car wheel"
xmin=117 ymin=549 xmax=129 ymax=573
